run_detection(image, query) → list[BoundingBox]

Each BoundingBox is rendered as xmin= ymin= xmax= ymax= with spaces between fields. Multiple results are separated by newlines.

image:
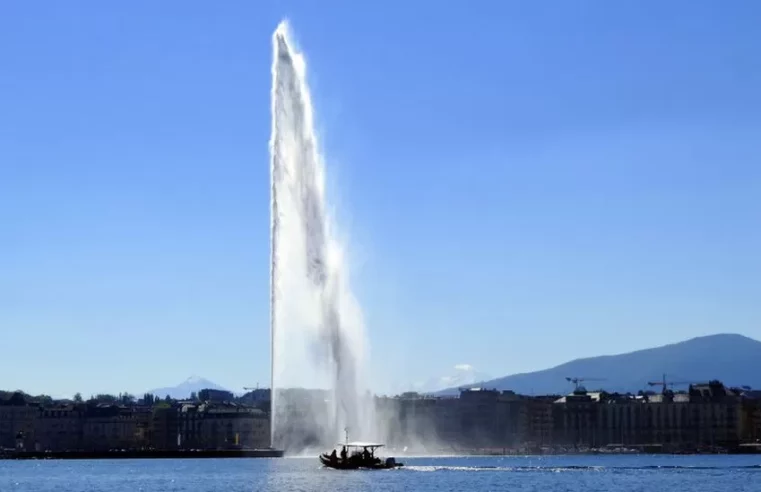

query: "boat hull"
xmin=319 ymin=453 xmax=403 ymax=470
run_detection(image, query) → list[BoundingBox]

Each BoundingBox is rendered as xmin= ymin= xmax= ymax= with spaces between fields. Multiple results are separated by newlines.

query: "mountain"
xmin=438 ymin=334 xmax=761 ymax=396
xmin=147 ymin=376 xmax=231 ymax=400
xmin=413 ymin=364 xmax=492 ymax=394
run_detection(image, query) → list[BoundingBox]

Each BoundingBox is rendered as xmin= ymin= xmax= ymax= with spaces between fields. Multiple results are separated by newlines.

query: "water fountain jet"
xmin=269 ymin=20 xmax=374 ymax=453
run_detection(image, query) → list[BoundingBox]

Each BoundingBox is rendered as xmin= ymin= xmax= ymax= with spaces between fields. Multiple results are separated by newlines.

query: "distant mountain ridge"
xmin=147 ymin=376 xmax=232 ymax=400
xmin=437 ymin=333 xmax=761 ymax=396
xmin=412 ymin=364 xmax=492 ymax=394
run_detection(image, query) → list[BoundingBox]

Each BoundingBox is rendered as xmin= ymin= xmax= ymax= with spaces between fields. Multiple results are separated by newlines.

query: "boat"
xmin=319 ymin=442 xmax=404 ymax=470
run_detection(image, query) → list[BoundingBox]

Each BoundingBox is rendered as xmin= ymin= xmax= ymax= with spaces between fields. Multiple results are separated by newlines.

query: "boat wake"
xmin=404 ymin=464 xmax=761 ymax=473
xmin=405 ymin=465 xmax=601 ymax=473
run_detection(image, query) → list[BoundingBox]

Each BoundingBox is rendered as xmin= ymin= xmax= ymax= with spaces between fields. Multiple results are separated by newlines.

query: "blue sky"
xmin=1 ymin=1 xmax=759 ymax=398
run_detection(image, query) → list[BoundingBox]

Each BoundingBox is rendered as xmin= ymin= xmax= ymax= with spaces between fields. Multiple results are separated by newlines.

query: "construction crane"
xmin=565 ymin=377 xmax=606 ymax=392
xmin=647 ymin=374 xmax=695 ymax=394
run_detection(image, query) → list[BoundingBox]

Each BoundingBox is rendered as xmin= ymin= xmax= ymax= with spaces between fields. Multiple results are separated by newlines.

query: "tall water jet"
xmin=269 ymin=21 xmax=373 ymax=452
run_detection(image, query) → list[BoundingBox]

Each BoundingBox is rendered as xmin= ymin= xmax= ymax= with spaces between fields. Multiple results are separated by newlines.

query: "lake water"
xmin=2 ymin=455 xmax=760 ymax=491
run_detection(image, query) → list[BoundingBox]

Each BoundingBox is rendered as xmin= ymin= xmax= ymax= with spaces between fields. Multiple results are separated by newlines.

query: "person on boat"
xmin=362 ymin=447 xmax=371 ymax=464
xmin=340 ymin=446 xmax=347 ymax=462
xmin=329 ymin=449 xmax=338 ymax=464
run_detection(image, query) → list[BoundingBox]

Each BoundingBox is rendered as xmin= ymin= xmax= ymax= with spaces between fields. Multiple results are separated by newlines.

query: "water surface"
xmin=2 ymin=455 xmax=759 ymax=491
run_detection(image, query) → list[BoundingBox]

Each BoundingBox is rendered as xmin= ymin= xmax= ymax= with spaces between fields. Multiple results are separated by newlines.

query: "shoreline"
xmin=4 ymin=447 xmax=760 ymax=460
xmin=381 ymin=445 xmax=761 ymax=457
xmin=1 ymin=449 xmax=285 ymax=460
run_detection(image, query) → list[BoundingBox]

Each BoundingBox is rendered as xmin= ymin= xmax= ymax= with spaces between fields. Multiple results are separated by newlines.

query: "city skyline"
xmin=2 ymin=1 xmax=760 ymax=398
xmin=4 ymin=378 xmax=759 ymax=457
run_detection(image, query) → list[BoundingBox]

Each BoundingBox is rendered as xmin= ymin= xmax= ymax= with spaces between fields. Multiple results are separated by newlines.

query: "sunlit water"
xmin=3 ymin=455 xmax=760 ymax=491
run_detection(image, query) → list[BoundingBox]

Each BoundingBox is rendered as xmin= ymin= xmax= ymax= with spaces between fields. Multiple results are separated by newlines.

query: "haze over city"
xmin=2 ymin=1 xmax=760 ymax=399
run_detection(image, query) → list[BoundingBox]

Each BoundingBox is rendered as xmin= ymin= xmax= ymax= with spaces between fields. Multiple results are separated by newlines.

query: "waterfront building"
xmin=178 ymin=402 xmax=269 ymax=450
xmin=524 ymin=396 xmax=556 ymax=448
xmin=0 ymin=393 xmax=37 ymax=450
xmin=36 ymin=404 xmax=84 ymax=451
xmin=150 ymin=404 xmax=180 ymax=450
xmin=81 ymin=404 xmax=145 ymax=451
xmin=552 ymin=381 xmax=744 ymax=450
xmin=740 ymin=390 xmax=761 ymax=443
